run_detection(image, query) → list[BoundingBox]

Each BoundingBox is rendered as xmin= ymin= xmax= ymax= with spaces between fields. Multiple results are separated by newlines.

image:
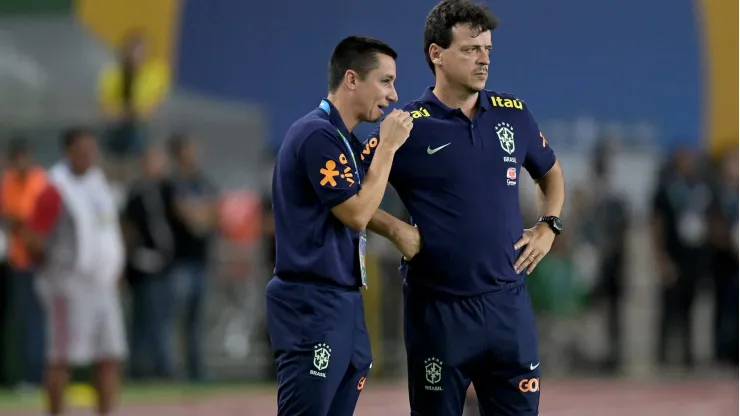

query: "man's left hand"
xmin=513 ymin=223 xmax=556 ymax=274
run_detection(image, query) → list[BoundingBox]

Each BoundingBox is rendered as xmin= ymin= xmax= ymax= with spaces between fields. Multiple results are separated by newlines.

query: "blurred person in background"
xmin=121 ymin=144 xmax=175 ymax=380
xmin=23 ymin=127 xmax=126 ymax=416
xmin=1 ymin=137 xmax=48 ymax=389
xmin=583 ymin=141 xmax=629 ymax=373
xmin=98 ymin=30 xmax=170 ymax=185
xmin=708 ymin=148 xmax=738 ymax=367
xmin=651 ymin=145 xmax=711 ymax=369
xmin=167 ymin=133 xmax=219 ymax=382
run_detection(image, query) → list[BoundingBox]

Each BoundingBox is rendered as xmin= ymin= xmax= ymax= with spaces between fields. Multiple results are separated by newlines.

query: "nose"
xmin=388 ymin=87 xmax=398 ymax=103
xmin=477 ymin=50 xmax=490 ymax=66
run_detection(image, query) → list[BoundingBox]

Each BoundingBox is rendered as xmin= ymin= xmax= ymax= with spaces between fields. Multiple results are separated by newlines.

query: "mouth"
xmin=377 ymin=105 xmax=387 ymax=114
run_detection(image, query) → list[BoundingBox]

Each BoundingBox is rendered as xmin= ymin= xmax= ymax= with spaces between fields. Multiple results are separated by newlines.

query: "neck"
xmin=70 ymin=166 xmax=88 ymax=176
xmin=326 ymin=92 xmax=359 ymax=132
xmin=432 ymin=77 xmax=479 ymax=118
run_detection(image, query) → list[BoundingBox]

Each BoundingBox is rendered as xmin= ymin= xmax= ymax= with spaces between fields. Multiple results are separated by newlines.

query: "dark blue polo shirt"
xmin=364 ymin=87 xmax=557 ymax=296
xmin=272 ymin=99 xmax=365 ymax=288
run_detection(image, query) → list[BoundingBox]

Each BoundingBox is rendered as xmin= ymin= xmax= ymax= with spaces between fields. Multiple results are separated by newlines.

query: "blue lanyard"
xmin=319 ymin=100 xmax=361 ymax=185
xmin=334 ymin=129 xmax=360 ymax=185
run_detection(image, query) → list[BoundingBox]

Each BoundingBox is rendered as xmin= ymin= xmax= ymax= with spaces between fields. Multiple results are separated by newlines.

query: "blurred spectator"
xmin=122 ymin=144 xmax=175 ymax=380
xmin=708 ymin=148 xmax=738 ymax=366
xmin=167 ymin=134 xmax=219 ymax=382
xmin=98 ymin=31 xmax=170 ymax=184
xmin=0 ymin=137 xmax=47 ymax=388
xmin=24 ymin=127 xmax=126 ymax=415
xmin=652 ymin=146 xmax=711 ymax=369
xmin=582 ymin=142 xmax=630 ymax=372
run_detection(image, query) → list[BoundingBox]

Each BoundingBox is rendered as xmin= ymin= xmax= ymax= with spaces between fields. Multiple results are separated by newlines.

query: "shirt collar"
xmin=319 ymin=99 xmax=358 ymax=143
xmin=419 ymin=86 xmax=492 ymax=117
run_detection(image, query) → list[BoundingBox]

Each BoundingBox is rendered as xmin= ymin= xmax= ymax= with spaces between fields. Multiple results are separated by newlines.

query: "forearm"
xmin=367 ymin=209 xmax=405 ymax=241
xmin=535 ymin=161 xmax=565 ymax=217
xmin=346 ymin=144 xmax=396 ymax=228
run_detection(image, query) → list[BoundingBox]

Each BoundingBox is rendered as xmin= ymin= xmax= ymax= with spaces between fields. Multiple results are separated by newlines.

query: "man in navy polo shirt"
xmin=265 ymin=36 xmax=415 ymax=416
xmin=365 ymin=1 xmax=566 ymax=414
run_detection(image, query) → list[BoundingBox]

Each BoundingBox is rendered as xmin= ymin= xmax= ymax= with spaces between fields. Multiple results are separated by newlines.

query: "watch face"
xmin=552 ymin=218 xmax=563 ymax=231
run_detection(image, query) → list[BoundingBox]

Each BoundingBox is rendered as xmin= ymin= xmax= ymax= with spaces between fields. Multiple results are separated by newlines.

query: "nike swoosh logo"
xmin=427 ymin=143 xmax=451 ymax=154
xmin=530 ymin=362 xmax=540 ymax=371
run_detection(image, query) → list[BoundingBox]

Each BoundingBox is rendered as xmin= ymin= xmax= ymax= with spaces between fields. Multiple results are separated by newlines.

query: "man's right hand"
xmin=379 ymin=109 xmax=413 ymax=151
xmin=391 ymin=222 xmax=421 ymax=260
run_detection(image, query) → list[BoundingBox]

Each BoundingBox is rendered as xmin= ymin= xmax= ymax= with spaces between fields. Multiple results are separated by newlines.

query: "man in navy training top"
xmin=365 ymin=1 xmax=567 ymax=415
xmin=265 ymin=35 xmax=417 ymax=416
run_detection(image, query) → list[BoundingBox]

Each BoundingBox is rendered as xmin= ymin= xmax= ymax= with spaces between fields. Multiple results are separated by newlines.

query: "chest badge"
xmin=495 ymin=122 xmax=515 ymax=154
xmin=506 ymin=167 xmax=517 ymax=186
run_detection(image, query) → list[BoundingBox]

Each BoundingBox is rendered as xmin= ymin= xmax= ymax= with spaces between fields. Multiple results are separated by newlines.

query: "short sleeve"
xmin=301 ymin=128 xmax=361 ymax=208
xmin=522 ymin=106 xmax=557 ymax=180
xmin=28 ymin=185 xmax=63 ymax=235
xmin=361 ymin=124 xmax=382 ymax=172
xmin=138 ymin=60 xmax=171 ymax=114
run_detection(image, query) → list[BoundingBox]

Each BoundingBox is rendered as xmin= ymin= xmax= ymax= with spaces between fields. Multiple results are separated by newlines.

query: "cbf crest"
xmin=424 ymin=357 xmax=443 ymax=391
xmin=495 ymin=122 xmax=515 ymax=154
xmin=310 ymin=343 xmax=331 ymax=378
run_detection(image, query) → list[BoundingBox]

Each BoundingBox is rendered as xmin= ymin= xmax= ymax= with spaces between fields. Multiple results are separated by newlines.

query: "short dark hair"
xmin=328 ymin=36 xmax=398 ymax=93
xmin=61 ymin=126 xmax=94 ymax=150
xmin=7 ymin=136 xmax=28 ymax=160
xmin=424 ymin=0 xmax=499 ymax=74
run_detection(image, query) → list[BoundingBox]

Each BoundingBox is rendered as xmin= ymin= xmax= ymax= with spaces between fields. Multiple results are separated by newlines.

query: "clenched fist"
xmin=379 ymin=109 xmax=413 ymax=151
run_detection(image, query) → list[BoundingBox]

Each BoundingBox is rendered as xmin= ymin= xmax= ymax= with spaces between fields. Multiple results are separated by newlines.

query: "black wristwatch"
xmin=538 ymin=216 xmax=563 ymax=235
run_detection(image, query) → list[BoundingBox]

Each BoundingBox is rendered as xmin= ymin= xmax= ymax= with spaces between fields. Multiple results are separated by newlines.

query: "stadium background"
xmin=0 ymin=0 xmax=737 ymax=414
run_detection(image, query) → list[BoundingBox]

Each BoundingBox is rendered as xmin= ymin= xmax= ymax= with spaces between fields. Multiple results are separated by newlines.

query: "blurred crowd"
xmin=0 ymin=129 xmax=222 ymax=388
xmin=525 ymin=142 xmax=739 ymax=375
xmin=0 ymin=31 xmax=226 ymax=389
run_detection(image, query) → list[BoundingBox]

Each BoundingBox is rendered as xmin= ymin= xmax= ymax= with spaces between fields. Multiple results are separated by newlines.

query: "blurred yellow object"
xmin=66 ymin=383 xmax=95 ymax=408
xmin=76 ymin=0 xmax=181 ymax=62
xmin=697 ymin=0 xmax=739 ymax=156
xmin=98 ymin=59 xmax=171 ymax=119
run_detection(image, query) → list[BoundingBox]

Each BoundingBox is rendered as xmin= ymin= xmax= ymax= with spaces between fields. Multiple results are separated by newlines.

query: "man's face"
xmin=68 ymin=136 xmax=99 ymax=173
xmin=178 ymin=139 xmax=199 ymax=168
xmin=722 ymin=152 xmax=738 ymax=183
xmin=143 ymin=146 xmax=168 ymax=177
xmin=435 ymin=24 xmax=492 ymax=92
xmin=674 ymin=147 xmax=697 ymax=178
xmin=10 ymin=153 xmax=30 ymax=172
xmin=353 ymin=53 xmax=399 ymax=123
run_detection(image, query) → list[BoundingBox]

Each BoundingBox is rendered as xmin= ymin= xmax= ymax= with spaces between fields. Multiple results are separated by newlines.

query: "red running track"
xmin=6 ymin=378 xmax=738 ymax=415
